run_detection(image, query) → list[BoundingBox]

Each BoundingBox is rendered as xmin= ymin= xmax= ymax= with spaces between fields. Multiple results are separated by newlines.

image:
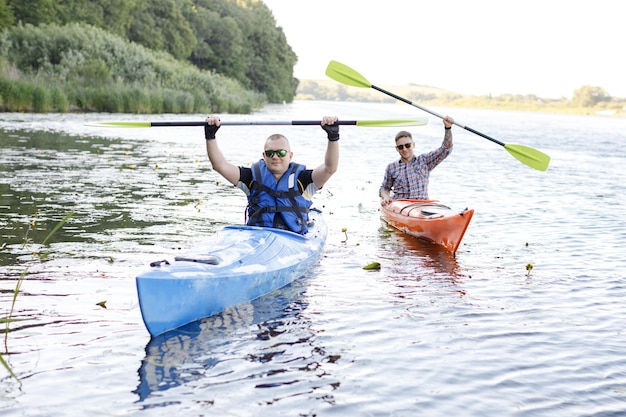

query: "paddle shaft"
xmin=87 ymin=118 xmax=429 ymax=128
xmin=371 ymin=85 xmax=506 ymax=147
xmin=151 ymin=120 xmax=364 ymax=127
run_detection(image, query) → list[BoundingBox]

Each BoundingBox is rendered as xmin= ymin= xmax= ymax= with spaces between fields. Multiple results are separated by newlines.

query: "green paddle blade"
xmin=504 ymin=144 xmax=551 ymax=172
xmin=357 ymin=118 xmax=427 ymax=127
xmin=85 ymin=121 xmax=152 ymax=128
xmin=325 ymin=60 xmax=372 ymax=88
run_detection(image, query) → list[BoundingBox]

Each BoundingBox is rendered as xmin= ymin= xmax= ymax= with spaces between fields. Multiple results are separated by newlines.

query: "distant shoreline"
xmin=296 ymin=79 xmax=626 ymax=117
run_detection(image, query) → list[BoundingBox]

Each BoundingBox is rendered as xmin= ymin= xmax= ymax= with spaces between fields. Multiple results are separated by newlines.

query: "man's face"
xmin=263 ymin=137 xmax=293 ymax=176
xmin=395 ymin=135 xmax=414 ymax=160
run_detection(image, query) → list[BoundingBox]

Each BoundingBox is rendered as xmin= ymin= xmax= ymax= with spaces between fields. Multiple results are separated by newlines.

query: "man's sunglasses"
xmin=396 ymin=143 xmax=413 ymax=150
xmin=264 ymin=149 xmax=288 ymax=158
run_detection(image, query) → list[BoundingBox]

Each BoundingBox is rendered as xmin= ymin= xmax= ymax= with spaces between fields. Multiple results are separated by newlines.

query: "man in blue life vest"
xmin=204 ymin=115 xmax=339 ymax=234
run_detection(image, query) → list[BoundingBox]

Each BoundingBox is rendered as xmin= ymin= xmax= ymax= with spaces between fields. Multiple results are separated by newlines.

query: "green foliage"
xmin=53 ymin=0 xmax=138 ymax=37
xmin=0 ymin=77 xmax=33 ymax=111
xmin=0 ymin=0 xmax=14 ymax=30
xmin=2 ymin=0 xmax=298 ymax=104
xmin=244 ymin=1 xmax=298 ymax=102
xmin=0 ymin=22 xmax=265 ymax=113
xmin=7 ymin=0 xmax=146 ymax=41
xmin=6 ymin=0 xmax=57 ymax=26
xmin=185 ymin=0 xmax=297 ymax=102
xmin=185 ymin=5 xmax=247 ymax=83
xmin=31 ymin=84 xmax=50 ymax=112
xmin=50 ymin=86 xmax=69 ymax=112
xmin=127 ymin=0 xmax=196 ymax=60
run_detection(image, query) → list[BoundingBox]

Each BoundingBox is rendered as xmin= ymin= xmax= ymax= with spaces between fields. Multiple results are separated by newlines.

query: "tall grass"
xmin=2 ymin=211 xmax=75 ymax=381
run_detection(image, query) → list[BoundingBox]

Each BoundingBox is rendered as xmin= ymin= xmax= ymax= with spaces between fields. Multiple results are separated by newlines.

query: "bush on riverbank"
xmin=0 ymin=22 xmax=265 ymax=113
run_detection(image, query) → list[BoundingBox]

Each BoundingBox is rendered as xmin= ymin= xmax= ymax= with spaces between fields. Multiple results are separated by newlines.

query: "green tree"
xmin=7 ymin=0 xmax=58 ymax=25
xmin=127 ymin=0 xmax=196 ymax=60
xmin=239 ymin=0 xmax=297 ymax=102
xmin=6 ymin=0 xmax=139 ymax=35
xmin=184 ymin=4 xmax=247 ymax=85
xmin=54 ymin=0 xmax=139 ymax=37
xmin=187 ymin=0 xmax=297 ymax=102
xmin=572 ymin=85 xmax=610 ymax=107
xmin=0 ymin=0 xmax=14 ymax=30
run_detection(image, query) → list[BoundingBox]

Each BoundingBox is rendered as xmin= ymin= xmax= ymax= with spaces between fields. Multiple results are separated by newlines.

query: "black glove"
xmin=204 ymin=122 xmax=220 ymax=140
xmin=322 ymin=122 xmax=340 ymax=142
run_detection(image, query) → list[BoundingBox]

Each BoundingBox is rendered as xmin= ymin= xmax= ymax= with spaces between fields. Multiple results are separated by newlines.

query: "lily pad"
xmin=363 ymin=262 xmax=381 ymax=270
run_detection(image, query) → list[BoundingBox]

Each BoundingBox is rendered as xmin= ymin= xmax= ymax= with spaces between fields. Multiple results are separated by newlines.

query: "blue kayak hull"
xmin=136 ymin=210 xmax=327 ymax=336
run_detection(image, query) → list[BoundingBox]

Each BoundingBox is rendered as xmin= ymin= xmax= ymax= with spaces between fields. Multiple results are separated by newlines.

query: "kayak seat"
xmin=400 ymin=206 xmax=445 ymax=217
xmin=400 ymin=202 xmax=450 ymax=216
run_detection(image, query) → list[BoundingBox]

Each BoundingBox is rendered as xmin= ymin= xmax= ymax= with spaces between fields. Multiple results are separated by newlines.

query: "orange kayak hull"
xmin=381 ymin=199 xmax=474 ymax=255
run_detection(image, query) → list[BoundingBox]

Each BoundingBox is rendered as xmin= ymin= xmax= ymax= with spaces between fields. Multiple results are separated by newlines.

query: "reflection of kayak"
xmin=381 ymin=199 xmax=474 ymax=255
xmin=134 ymin=282 xmax=310 ymax=401
xmin=136 ymin=209 xmax=327 ymax=336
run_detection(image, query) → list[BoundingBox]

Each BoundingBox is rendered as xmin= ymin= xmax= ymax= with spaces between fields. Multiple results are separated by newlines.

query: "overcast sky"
xmin=263 ymin=0 xmax=624 ymax=99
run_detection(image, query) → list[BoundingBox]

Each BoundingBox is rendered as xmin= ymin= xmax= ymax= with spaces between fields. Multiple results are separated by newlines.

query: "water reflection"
xmin=377 ymin=224 xmax=462 ymax=276
xmin=374 ymin=223 xmax=469 ymax=316
xmin=134 ymin=304 xmax=251 ymax=403
xmin=134 ymin=279 xmax=322 ymax=404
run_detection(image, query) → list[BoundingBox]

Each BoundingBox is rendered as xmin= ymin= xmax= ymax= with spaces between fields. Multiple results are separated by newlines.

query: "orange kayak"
xmin=381 ymin=199 xmax=474 ymax=255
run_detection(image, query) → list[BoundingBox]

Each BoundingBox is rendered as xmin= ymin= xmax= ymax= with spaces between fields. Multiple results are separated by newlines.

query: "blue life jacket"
xmin=247 ymin=160 xmax=312 ymax=234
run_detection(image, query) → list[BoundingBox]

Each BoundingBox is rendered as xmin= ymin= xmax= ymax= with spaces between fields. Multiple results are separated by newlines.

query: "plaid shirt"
xmin=379 ymin=145 xmax=452 ymax=200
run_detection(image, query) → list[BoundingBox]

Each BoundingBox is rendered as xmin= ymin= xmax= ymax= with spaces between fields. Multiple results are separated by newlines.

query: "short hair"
xmin=395 ymin=131 xmax=412 ymax=142
xmin=265 ymin=134 xmax=290 ymax=150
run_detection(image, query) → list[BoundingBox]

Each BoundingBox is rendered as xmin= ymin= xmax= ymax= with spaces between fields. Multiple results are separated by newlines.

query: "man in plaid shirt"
xmin=379 ymin=116 xmax=454 ymax=205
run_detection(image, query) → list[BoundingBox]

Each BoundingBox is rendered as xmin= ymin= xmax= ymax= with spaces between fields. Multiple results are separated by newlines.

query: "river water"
xmin=1 ymin=101 xmax=625 ymax=416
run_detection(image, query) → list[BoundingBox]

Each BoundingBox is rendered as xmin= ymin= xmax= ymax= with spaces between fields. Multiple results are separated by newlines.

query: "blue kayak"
xmin=136 ymin=209 xmax=327 ymax=336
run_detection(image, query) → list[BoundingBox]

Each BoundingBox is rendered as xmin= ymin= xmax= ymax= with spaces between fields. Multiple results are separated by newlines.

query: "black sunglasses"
xmin=396 ymin=142 xmax=413 ymax=150
xmin=264 ymin=149 xmax=288 ymax=158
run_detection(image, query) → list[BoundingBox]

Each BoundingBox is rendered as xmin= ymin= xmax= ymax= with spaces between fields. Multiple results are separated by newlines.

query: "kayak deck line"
xmin=173 ymin=256 xmax=221 ymax=265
